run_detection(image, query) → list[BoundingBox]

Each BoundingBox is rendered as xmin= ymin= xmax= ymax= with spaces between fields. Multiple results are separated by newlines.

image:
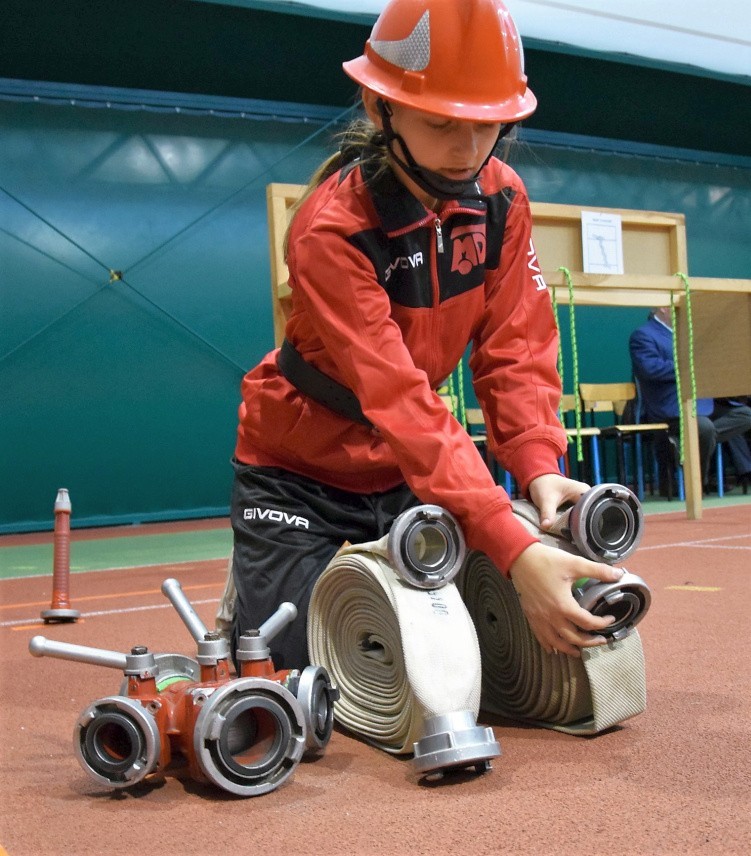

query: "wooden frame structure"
xmin=266 ymin=182 xmax=305 ymax=347
xmin=266 ymin=184 xmax=751 ymax=520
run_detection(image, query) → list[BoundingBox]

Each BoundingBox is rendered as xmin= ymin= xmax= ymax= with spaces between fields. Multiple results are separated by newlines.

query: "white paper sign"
xmin=581 ymin=210 xmax=624 ymax=274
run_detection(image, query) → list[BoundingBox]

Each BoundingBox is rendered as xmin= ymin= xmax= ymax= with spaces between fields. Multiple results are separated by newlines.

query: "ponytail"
xmin=283 ymin=117 xmax=388 ymax=258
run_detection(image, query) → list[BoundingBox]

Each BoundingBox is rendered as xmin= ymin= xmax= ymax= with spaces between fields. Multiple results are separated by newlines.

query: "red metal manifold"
xmin=29 ymin=579 xmax=338 ymax=797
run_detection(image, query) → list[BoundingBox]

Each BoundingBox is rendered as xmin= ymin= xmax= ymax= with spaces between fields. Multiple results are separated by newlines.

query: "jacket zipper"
xmin=434 ymin=218 xmax=444 ymax=254
xmin=427 ymin=215 xmax=444 ymax=383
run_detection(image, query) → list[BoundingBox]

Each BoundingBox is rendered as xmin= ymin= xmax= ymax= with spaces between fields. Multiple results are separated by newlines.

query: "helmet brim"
xmin=343 ymin=54 xmax=537 ymax=123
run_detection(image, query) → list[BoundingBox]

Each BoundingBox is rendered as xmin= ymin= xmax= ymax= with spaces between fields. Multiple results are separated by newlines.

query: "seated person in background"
xmin=712 ymin=398 xmax=751 ymax=489
xmin=629 ymin=307 xmax=751 ymax=492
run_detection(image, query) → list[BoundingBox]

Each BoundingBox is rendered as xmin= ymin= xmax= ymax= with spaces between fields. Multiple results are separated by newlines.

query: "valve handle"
xmin=29 ymin=636 xmax=157 ymax=676
xmin=258 ymin=602 xmax=298 ymax=643
xmin=29 ymin=635 xmax=128 ymax=671
xmin=161 ymin=578 xmax=209 ymax=642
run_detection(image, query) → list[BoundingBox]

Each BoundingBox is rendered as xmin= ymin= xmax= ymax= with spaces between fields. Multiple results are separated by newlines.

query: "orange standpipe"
xmin=41 ymin=488 xmax=80 ymax=623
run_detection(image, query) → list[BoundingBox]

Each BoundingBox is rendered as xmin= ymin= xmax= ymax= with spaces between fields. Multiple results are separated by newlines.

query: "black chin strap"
xmin=376 ymin=99 xmax=515 ymax=201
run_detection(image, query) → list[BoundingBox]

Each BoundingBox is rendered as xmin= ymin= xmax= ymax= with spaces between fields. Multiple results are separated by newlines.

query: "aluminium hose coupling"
xmin=75 ymin=695 xmax=162 ymax=788
xmin=511 ymin=483 xmax=651 ymax=639
xmin=412 ymin=710 xmax=501 ymax=776
xmin=565 ymin=484 xmax=650 ymax=638
xmin=567 ymin=483 xmax=643 ymax=563
xmin=573 ymin=572 xmax=651 ymax=641
xmin=387 ymin=504 xmax=466 ymax=589
xmin=285 ymin=665 xmax=340 ymax=751
xmin=192 ymin=677 xmax=306 ymax=797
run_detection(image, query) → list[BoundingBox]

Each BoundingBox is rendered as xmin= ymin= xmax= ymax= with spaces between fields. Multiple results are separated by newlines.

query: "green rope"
xmin=668 ymin=294 xmax=684 ymax=464
xmin=456 ymin=357 xmax=467 ymax=429
xmin=550 ymin=280 xmax=565 ymax=396
xmin=117 ymin=275 xmax=247 ymax=373
xmin=446 ymin=364 xmax=467 ymax=429
xmin=0 ymin=226 xmax=102 ymax=288
xmin=672 ymin=272 xmax=698 ymax=464
xmin=0 ymin=185 xmax=111 ymax=275
xmin=558 ymin=267 xmax=583 ymax=461
xmin=0 ymin=289 xmax=104 ymax=366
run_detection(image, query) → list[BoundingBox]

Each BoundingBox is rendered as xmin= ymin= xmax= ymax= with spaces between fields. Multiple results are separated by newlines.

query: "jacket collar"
xmin=360 ymin=158 xmax=486 ymax=234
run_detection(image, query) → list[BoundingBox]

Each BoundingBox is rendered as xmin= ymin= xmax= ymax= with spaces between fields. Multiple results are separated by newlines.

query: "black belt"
xmin=277 ymin=339 xmax=373 ymax=428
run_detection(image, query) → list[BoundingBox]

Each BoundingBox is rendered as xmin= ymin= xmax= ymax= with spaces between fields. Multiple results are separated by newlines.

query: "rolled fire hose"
xmin=308 ymin=505 xmax=500 ymax=774
xmin=457 ymin=484 xmax=649 ymax=735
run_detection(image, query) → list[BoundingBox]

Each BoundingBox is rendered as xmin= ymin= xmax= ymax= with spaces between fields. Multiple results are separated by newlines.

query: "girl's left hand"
xmin=528 ymin=472 xmax=590 ymax=530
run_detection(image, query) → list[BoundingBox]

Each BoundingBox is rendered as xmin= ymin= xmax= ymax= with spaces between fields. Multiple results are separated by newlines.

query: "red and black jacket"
xmin=236 ymin=156 xmax=567 ymax=573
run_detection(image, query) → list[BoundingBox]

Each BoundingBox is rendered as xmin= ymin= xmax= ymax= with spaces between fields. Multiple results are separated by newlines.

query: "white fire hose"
xmin=458 ymin=552 xmax=647 ymax=735
xmin=307 ymin=506 xmax=500 ymax=774
xmin=309 ymin=486 xmax=648 ymax=751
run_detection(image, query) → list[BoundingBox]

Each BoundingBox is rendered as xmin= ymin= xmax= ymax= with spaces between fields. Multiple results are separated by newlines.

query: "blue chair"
xmin=579 ymin=382 xmax=670 ymax=500
xmin=558 ymin=394 xmax=602 ymax=485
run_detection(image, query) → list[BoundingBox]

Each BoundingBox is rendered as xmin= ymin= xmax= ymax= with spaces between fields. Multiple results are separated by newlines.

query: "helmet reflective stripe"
xmin=370 ymin=10 xmax=430 ymax=72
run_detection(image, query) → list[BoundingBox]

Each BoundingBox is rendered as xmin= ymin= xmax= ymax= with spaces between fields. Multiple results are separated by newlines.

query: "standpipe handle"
xmin=29 ymin=635 xmax=128 ymax=670
xmin=161 ymin=578 xmax=209 ymax=642
xmin=258 ymin=602 xmax=298 ymax=643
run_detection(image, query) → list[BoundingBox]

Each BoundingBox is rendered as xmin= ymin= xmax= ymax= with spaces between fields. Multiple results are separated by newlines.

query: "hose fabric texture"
xmin=307 ymin=538 xmax=481 ymax=755
xmin=455 ymin=498 xmax=647 ymax=735
xmin=308 ymin=501 xmax=646 ymax=747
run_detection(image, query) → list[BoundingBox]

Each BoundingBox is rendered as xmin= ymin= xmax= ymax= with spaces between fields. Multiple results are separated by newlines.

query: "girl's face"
xmin=363 ymin=92 xmax=501 ymax=209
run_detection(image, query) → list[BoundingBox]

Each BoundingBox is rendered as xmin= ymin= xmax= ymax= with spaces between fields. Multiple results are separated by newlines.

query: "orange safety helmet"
xmin=343 ymin=0 xmax=536 ymax=123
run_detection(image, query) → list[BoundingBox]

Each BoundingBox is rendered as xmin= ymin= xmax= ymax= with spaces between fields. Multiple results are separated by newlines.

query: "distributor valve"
xmin=29 ymin=576 xmax=339 ymax=797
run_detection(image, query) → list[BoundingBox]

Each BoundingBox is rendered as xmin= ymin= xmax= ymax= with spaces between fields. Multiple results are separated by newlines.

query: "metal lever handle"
xmin=29 ymin=635 xmax=128 ymax=670
xmin=161 ymin=577 xmax=209 ymax=642
xmin=258 ymin=602 xmax=298 ymax=643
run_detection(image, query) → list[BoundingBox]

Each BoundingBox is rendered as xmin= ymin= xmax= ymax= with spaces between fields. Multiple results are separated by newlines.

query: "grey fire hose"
xmin=457 ymin=484 xmax=649 ymax=734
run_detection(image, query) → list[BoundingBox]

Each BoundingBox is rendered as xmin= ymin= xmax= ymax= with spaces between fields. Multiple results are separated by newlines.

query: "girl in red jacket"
xmin=228 ymin=0 xmax=624 ymax=668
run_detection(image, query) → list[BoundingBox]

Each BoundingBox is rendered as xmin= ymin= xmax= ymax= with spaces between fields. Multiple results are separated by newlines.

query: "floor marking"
xmin=0 ymin=580 xmax=223 ymax=611
xmin=639 ymin=532 xmax=751 ymax=551
xmin=0 ymin=556 xmax=229 ymax=583
xmin=666 ymin=585 xmax=722 ymax=592
xmin=5 ymin=598 xmax=219 ymax=630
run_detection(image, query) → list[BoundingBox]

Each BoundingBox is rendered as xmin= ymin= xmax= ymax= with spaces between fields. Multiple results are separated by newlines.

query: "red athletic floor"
xmin=1 ymin=504 xmax=750 ymax=856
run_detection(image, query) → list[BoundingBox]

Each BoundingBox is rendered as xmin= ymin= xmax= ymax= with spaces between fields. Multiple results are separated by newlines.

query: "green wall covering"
xmin=1 ymin=100 xmax=337 ymax=530
xmin=1 ymin=0 xmax=749 ymax=531
xmin=3 ymin=97 xmax=749 ymax=531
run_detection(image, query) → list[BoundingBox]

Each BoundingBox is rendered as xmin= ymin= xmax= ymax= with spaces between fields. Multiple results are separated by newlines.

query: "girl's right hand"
xmin=509 ymin=541 xmax=625 ymax=657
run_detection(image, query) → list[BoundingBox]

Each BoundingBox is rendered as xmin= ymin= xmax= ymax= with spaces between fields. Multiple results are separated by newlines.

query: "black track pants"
xmin=230 ymin=460 xmax=420 ymax=670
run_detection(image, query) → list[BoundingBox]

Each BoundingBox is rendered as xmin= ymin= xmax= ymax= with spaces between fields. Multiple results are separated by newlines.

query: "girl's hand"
xmin=528 ymin=472 xmax=589 ymax=529
xmin=509 ymin=541 xmax=624 ymax=657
